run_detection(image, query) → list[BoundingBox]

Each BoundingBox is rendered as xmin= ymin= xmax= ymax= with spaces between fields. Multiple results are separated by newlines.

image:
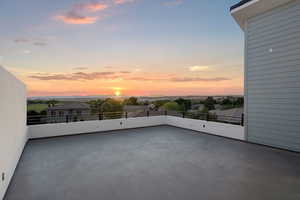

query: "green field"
xmin=27 ymin=104 xmax=48 ymax=112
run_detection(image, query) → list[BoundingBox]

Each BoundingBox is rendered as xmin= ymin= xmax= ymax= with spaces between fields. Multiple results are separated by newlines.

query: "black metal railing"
xmin=27 ymin=111 xmax=244 ymax=126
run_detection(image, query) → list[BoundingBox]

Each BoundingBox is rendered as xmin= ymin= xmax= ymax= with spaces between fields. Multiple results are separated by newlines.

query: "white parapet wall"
xmin=0 ymin=66 xmax=28 ymax=200
xmin=29 ymin=115 xmax=245 ymax=141
xmin=29 ymin=116 xmax=167 ymax=139
xmin=166 ymin=116 xmax=245 ymax=140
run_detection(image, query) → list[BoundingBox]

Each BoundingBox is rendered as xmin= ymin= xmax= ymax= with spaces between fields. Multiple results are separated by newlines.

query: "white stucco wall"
xmin=0 ymin=66 xmax=27 ymax=200
xmin=29 ymin=116 xmax=167 ymax=139
xmin=29 ymin=116 xmax=244 ymax=141
xmin=167 ymin=116 xmax=245 ymax=140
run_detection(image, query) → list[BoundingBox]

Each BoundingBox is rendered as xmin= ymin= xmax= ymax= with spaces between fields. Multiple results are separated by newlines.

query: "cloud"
xmin=188 ymin=66 xmax=211 ymax=72
xmin=164 ymin=0 xmax=183 ymax=7
xmin=126 ymin=76 xmax=230 ymax=82
xmin=28 ymin=70 xmax=230 ymax=83
xmin=170 ymin=77 xmax=230 ymax=82
xmin=119 ymin=71 xmax=131 ymax=74
xmin=14 ymin=38 xmax=47 ymax=46
xmin=74 ymin=2 xmax=108 ymax=12
xmin=125 ymin=77 xmax=159 ymax=81
xmin=56 ymin=12 xmax=98 ymax=24
xmin=113 ymin=0 xmax=136 ymax=4
xmin=73 ymin=67 xmax=89 ymax=70
xmin=23 ymin=50 xmax=31 ymax=54
xmin=55 ymin=2 xmax=108 ymax=25
xmin=28 ymin=90 xmax=89 ymax=97
xmin=28 ymin=71 xmax=128 ymax=81
xmin=14 ymin=38 xmax=30 ymax=43
xmin=33 ymin=42 xmax=47 ymax=46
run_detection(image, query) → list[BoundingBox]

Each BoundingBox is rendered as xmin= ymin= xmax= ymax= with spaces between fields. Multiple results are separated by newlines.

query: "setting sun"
xmin=115 ymin=90 xmax=121 ymax=96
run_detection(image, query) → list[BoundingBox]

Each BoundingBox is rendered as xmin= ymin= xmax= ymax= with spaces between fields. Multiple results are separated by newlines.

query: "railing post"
xmin=66 ymin=115 xmax=69 ymax=123
xmin=182 ymin=112 xmax=185 ymax=118
xmin=98 ymin=113 xmax=101 ymax=120
xmin=241 ymin=113 xmax=244 ymax=126
xmin=206 ymin=113 xmax=209 ymax=121
xmin=125 ymin=112 xmax=128 ymax=119
xmin=147 ymin=110 xmax=150 ymax=117
xmin=164 ymin=110 xmax=167 ymax=116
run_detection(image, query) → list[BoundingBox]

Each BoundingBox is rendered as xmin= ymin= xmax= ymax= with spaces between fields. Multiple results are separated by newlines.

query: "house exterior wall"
xmin=0 ymin=66 xmax=27 ymax=199
xmin=245 ymin=0 xmax=300 ymax=151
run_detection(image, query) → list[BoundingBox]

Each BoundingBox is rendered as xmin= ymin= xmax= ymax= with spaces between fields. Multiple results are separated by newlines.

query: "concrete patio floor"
xmin=4 ymin=125 xmax=300 ymax=200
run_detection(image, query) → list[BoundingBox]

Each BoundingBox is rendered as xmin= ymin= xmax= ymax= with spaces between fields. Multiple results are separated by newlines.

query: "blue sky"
xmin=0 ymin=0 xmax=244 ymax=96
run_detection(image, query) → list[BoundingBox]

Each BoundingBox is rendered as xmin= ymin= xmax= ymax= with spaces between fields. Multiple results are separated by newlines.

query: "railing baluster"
xmin=241 ymin=113 xmax=244 ymax=126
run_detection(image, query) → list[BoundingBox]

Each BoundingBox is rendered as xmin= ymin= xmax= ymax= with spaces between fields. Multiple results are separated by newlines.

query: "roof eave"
xmin=230 ymin=0 xmax=253 ymax=12
xmin=230 ymin=0 xmax=295 ymax=30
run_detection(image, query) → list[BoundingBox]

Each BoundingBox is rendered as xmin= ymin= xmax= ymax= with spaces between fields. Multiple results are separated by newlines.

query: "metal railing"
xmin=27 ymin=110 xmax=244 ymax=126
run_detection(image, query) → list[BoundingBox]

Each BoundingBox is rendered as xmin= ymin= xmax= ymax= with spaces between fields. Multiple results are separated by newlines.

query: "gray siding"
xmin=246 ymin=0 xmax=300 ymax=152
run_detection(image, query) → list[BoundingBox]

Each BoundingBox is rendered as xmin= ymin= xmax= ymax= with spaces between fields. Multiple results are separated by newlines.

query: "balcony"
xmin=4 ymin=125 xmax=300 ymax=200
xmin=1 ymin=63 xmax=300 ymax=200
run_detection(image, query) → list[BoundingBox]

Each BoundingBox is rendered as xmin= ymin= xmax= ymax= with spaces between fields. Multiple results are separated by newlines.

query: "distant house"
xmin=209 ymin=108 xmax=243 ymax=125
xmin=191 ymin=104 xmax=204 ymax=111
xmin=46 ymin=103 xmax=91 ymax=123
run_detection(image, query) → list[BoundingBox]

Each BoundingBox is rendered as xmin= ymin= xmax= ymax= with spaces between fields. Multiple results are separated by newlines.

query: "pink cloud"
xmin=55 ymin=2 xmax=108 ymax=25
xmin=113 ymin=0 xmax=136 ymax=5
xmin=170 ymin=77 xmax=230 ymax=82
xmin=126 ymin=76 xmax=230 ymax=82
xmin=28 ymin=71 xmax=131 ymax=81
xmin=74 ymin=2 xmax=108 ymax=12
xmin=56 ymin=11 xmax=98 ymax=24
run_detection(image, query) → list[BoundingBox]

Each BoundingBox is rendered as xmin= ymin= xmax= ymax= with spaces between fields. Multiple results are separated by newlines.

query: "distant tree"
xmin=221 ymin=98 xmax=232 ymax=105
xmin=27 ymin=110 xmax=39 ymax=116
xmin=234 ymin=97 xmax=244 ymax=107
xmin=123 ymin=97 xmax=139 ymax=105
xmin=88 ymin=98 xmax=123 ymax=119
xmin=203 ymin=97 xmax=215 ymax=110
xmin=102 ymin=98 xmax=123 ymax=119
xmin=102 ymin=98 xmax=123 ymax=112
xmin=175 ymin=98 xmax=192 ymax=111
xmin=163 ymin=102 xmax=182 ymax=111
xmin=142 ymin=100 xmax=150 ymax=106
xmin=200 ymin=106 xmax=209 ymax=114
xmin=88 ymin=99 xmax=105 ymax=114
xmin=220 ymin=97 xmax=244 ymax=109
xmin=47 ymin=99 xmax=59 ymax=107
xmin=40 ymin=110 xmax=47 ymax=116
xmin=153 ymin=100 xmax=170 ymax=109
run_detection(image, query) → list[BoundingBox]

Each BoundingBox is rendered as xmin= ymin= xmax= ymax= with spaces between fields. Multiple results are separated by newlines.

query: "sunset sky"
xmin=0 ymin=0 xmax=244 ymax=97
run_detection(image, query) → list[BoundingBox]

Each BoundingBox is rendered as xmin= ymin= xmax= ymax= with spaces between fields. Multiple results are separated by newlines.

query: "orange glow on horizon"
xmin=12 ymin=68 xmax=244 ymax=97
xmin=115 ymin=90 xmax=121 ymax=96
